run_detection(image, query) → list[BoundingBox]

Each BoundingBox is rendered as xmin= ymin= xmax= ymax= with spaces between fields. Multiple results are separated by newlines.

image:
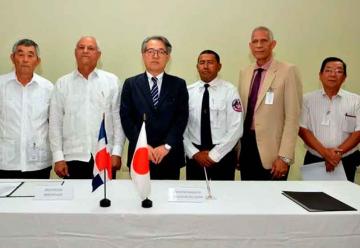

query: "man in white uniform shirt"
xmin=184 ymin=50 xmax=243 ymax=180
xmin=50 ymin=36 xmax=125 ymax=179
xmin=299 ymin=57 xmax=360 ymax=182
xmin=0 ymin=39 xmax=53 ymax=179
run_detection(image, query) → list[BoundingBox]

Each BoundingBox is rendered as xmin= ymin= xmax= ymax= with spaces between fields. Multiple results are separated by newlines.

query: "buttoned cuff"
xmin=187 ymin=145 xmax=200 ymax=159
xmin=208 ymin=149 xmax=221 ymax=163
xmin=112 ymin=145 xmax=122 ymax=157
xmin=52 ymin=151 xmax=65 ymax=164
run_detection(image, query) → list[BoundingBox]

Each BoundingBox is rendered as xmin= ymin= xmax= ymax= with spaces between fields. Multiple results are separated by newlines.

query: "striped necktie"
xmin=151 ymin=77 xmax=159 ymax=107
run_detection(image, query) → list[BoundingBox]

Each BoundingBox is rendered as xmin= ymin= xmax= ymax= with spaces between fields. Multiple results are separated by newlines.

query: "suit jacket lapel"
xmin=255 ymin=60 xmax=278 ymax=111
xmin=157 ymin=72 xmax=170 ymax=107
xmin=242 ymin=65 xmax=256 ymax=111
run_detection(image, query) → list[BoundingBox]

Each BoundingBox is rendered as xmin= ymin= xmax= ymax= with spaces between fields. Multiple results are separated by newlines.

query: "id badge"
xmin=321 ymin=118 xmax=330 ymax=126
xmin=28 ymin=142 xmax=39 ymax=161
xmin=265 ymin=91 xmax=274 ymax=105
xmin=321 ymin=112 xmax=330 ymax=126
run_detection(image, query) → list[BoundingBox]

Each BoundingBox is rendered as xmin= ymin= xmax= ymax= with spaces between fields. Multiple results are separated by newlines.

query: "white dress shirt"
xmin=0 ymin=71 xmax=53 ymax=171
xmin=49 ymin=69 xmax=125 ymax=163
xmin=183 ymin=78 xmax=243 ymax=162
xmin=300 ymin=88 xmax=360 ymax=157
xmin=146 ymin=71 xmax=164 ymax=97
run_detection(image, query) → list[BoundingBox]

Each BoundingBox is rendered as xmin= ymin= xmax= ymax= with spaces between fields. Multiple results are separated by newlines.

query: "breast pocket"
xmin=65 ymin=95 xmax=83 ymax=115
xmin=31 ymin=98 xmax=49 ymax=121
xmin=210 ymin=100 xmax=226 ymax=128
xmin=4 ymin=97 xmax=18 ymax=119
xmin=342 ymin=114 xmax=356 ymax=133
xmin=63 ymin=95 xmax=84 ymax=138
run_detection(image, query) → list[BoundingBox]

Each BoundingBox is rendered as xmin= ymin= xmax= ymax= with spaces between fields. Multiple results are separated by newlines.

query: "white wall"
xmin=0 ymin=0 xmax=359 ymax=179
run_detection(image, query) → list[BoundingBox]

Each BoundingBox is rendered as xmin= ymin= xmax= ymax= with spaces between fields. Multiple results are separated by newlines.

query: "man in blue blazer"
xmin=120 ymin=36 xmax=189 ymax=179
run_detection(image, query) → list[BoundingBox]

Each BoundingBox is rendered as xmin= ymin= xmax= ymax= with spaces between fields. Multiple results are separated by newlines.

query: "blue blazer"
xmin=120 ymin=72 xmax=189 ymax=168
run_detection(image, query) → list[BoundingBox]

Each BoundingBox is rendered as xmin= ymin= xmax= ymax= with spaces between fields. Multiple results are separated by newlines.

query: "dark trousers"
xmin=186 ymin=145 xmax=236 ymax=180
xmin=65 ymin=156 xmax=94 ymax=179
xmin=0 ymin=166 xmax=52 ymax=179
xmin=66 ymin=156 xmax=118 ymax=179
xmin=304 ymin=150 xmax=360 ymax=182
xmin=150 ymin=162 xmax=180 ymax=180
xmin=239 ymin=130 xmax=288 ymax=181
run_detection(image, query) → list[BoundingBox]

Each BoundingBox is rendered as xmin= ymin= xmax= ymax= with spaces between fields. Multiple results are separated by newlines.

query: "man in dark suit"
xmin=120 ymin=35 xmax=189 ymax=179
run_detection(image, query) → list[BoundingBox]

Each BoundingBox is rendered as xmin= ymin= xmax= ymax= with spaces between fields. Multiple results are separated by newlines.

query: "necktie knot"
xmin=204 ymin=83 xmax=210 ymax=89
xmin=151 ymin=77 xmax=158 ymax=84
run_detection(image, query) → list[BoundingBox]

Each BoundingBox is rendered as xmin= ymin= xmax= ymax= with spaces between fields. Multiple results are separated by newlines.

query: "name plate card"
xmin=34 ymin=185 xmax=73 ymax=200
xmin=168 ymin=187 xmax=205 ymax=203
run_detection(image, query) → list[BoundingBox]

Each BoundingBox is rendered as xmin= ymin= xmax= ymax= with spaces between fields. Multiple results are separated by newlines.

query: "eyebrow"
xmin=325 ymin=66 xmax=343 ymax=69
xmin=16 ymin=49 xmax=36 ymax=55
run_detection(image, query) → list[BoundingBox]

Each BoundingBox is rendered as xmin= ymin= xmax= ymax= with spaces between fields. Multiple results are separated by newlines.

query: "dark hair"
xmin=198 ymin=50 xmax=220 ymax=63
xmin=141 ymin=35 xmax=172 ymax=54
xmin=12 ymin=39 xmax=40 ymax=56
xmin=320 ymin=57 xmax=347 ymax=76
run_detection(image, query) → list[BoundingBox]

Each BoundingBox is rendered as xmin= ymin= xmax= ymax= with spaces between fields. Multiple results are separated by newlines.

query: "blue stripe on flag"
xmin=98 ymin=119 xmax=108 ymax=144
xmin=92 ymin=173 xmax=103 ymax=192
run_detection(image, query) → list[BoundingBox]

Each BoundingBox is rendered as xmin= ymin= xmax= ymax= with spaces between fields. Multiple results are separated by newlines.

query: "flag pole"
xmin=100 ymin=113 xmax=111 ymax=208
xmin=203 ymin=167 xmax=213 ymax=199
xmin=100 ymin=157 xmax=111 ymax=207
xmin=141 ymin=113 xmax=152 ymax=208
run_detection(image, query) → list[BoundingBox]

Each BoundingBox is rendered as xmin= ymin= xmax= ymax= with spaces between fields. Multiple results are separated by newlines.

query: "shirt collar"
xmin=200 ymin=77 xmax=220 ymax=88
xmin=255 ymin=58 xmax=273 ymax=71
xmin=146 ymin=71 xmax=164 ymax=81
xmin=320 ymin=87 xmax=344 ymax=98
xmin=74 ymin=68 xmax=99 ymax=80
xmin=9 ymin=71 xmax=39 ymax=86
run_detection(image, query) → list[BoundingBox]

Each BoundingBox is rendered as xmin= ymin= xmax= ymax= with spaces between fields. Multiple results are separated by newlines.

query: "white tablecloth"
xmin=0 ymin=180 xmax=360 ymax=248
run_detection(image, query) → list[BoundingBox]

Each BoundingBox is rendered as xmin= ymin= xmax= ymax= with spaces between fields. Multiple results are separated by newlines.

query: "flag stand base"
xmin=100 ymin=198 xmax=111 ymax=207
xmin=142 ymin=198 xmax=152 ymax=208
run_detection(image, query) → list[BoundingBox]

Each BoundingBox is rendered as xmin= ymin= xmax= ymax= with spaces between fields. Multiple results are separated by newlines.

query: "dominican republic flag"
xmin=92 ymin=118 xmax=112 ymax=192
xmin=131 ymin=121 xmax=150 ymax=200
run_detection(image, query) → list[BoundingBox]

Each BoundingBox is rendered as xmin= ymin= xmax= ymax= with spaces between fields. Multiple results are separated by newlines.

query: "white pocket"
xmin=210 ymin=100 xmax=226 ymax=128
xmin=342 ymin=114 xmax=356 ymax=133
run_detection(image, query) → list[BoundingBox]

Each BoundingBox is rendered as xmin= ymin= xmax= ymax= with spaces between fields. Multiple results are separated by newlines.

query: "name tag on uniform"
xmin=321 ymin=111 xmax=330 ymax=126
xmin=321 ymin=118 xmax=330 ymax=126
xmin=28 ymin=142 xmax=39 ymax=161
xmin=265 ymin=91 xmax=274 ymax=105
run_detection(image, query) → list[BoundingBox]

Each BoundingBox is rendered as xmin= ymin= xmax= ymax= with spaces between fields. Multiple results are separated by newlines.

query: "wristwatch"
xmin=279 ymin=156 xmax=292 ymax=165
xmin=164 ymin=144 xmax=172 ymax=151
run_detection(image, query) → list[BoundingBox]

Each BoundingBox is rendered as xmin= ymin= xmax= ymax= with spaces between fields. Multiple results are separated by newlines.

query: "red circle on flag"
xmin=133 ymin=147 xmax=149 ymax=175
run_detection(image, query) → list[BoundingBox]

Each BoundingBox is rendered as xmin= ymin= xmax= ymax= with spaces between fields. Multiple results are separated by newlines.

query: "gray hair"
xmin=12 ymin=39 xmax=40 ymax=56
xmin=251 ymin=26 xmax=274 ymax=41
xmin=141 ymin=35 xmax=172 ymax=54
xmin=76 ymin=36 xmax=101 ymax=51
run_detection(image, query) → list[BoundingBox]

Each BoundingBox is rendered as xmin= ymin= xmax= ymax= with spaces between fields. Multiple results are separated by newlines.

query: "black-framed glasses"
xmin=144 ymin=48 xmax=168 ymax=56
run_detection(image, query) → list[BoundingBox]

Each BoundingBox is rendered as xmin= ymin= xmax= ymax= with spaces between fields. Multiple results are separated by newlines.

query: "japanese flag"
xmin=130 ymin=121 xmax=150 ymax=200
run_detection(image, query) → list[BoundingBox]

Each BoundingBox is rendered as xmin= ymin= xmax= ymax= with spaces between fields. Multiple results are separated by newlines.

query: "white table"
xmin=0 ymin=180 xmax=360 ymax=248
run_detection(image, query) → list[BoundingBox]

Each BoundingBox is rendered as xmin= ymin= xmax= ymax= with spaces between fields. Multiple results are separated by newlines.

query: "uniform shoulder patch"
xmin=232 ymin=99 xmax=242 ymax=112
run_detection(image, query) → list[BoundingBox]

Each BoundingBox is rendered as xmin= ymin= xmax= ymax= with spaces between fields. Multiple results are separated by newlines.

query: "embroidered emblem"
xmin=232 ymin=99 xmax=242 ymax=112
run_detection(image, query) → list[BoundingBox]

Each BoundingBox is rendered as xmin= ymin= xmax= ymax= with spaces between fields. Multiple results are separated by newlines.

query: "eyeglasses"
xmin=323 ymin=68 xmax=344 ymax=75
xmin=144 ymin=48 xmax=168 ymax=56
